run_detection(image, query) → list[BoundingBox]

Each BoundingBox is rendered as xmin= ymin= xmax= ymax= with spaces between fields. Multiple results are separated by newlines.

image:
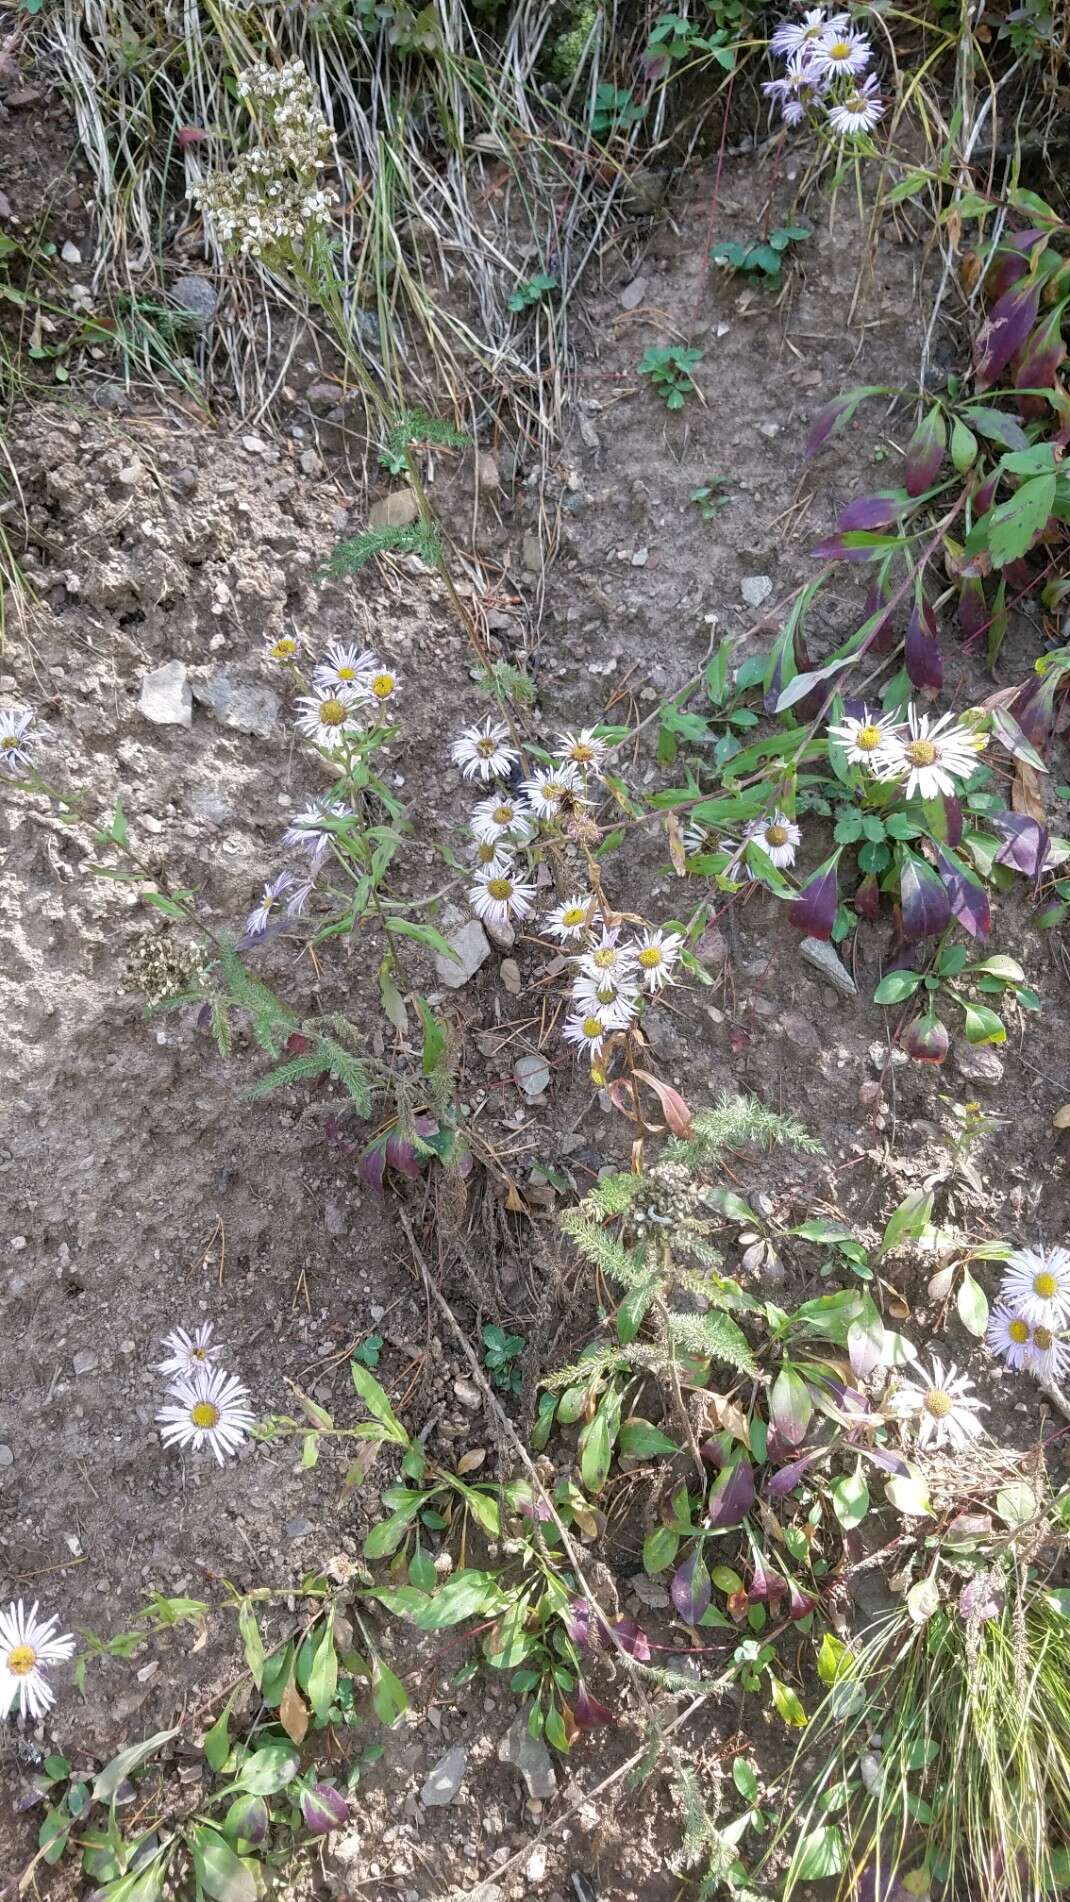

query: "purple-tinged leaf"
xmin=1009 ymin=671 xmax=1059 ymax=751
xmin=570 ymin=1681 xmax=615 ymax=1730
xmin=226 ymin=1794 xmax=269 ymax=1846
xmin=788 ymin=853 xmax=840 ymax=940
xmin=765 ymin=1451 xmax=824 ymax=1499
xmin=991 ymin=704 xmax=1050 ymax=770
xmin=861 ymin=582 xmax=898 ymax=654
xmin=810 ymin=531 xmax=896 ymax=565
xmin=1014 ymin=301 xmax=1067 ymax=419
xmin=984 ymin=228 xmax=1046 ymax=301
xmin=958 ymin=576 xmax=988 ymax=646
xmin=854 ymin=873 xmax=881 ymax=922
xmin=805 ymin=384 xmax=886 ymax=458
xmin=936 ymin=846 xmax=991 ymax=939
xmin=973 ymin=469 xmax=1000 ymax=517
xmin=671 ymin=1551 xmax=711 ymax=1625
xmin=564 ymin=1597 xmax=610 ymax=1652
xmin=903 ymin=1012 xmax=949 ymax=1064
xmin=788 ymin=1580 xmax=817 ymax=1621
xmin=609 ymin=1616 xmax=652 ymax=1662
xmin=993 ymin=809 xmax=1049 ymax=877
xmin=899 ymin=852 xmax=951 ymax=942
xmin=748 ymin=1549 xmax=789 ymax=1603
xmin=865 ymin=1444 xmax=911 ymax=1476
xmin=974 ymin=277 xmax=1041 ymax=390
xmin=941 ymin=795 xmax=963 ymax=848
xmin=384 ymin=1131 xmax=424 ymax=1179
xmin=358 ymin=1141 xmax=388 ymax=1195
xmin=707 ymin=1456 xmax=756 ymax=1529
xmin=904 ymin=408 xmax=946 ymax=496
xmin=837 ymin=493 xmax=905 ymax=533
xmin=302 ymin=1784 xmax=349 ymax=1835
xmin=699 ymin=1430 xmax=732 ymax=1471
xmin=196 ymin=1001 xmax=213 ymax=1032
xmin=770 ymin=1366 xmax=812 ymax=1447
xmin=904 ymin=598 xmax=943 ymax=690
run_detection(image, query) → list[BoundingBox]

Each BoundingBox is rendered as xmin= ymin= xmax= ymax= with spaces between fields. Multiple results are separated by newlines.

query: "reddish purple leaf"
xmin=806 ymin=393 xmax=854 ymax=458
xmin=900 ymin=852 xmax=951 ymax=941
xmin=905 ymin=599 xmax=943 ymax=690
xmin=865 ymin=1444 xmax=911 ymax=1476
xmin=764 ymin=1451 xmax=823 ymax=1499
xmin=974 ymin=277 xmax=1041 ymax=390
xmin=862 ymin=581 xmax=898 ymax=654
xmin=958 ymin=575 xmax=988 ymax=646
xmin=564 ymin=1597 xmax=610 ymax=1651
xmin=302 ymin=1784 xmax=349 ymax=1835
xmin=1009 ymin=671 xmax=1058 ymax=751
xmin=609 ymin=1616 xmax=652 ymax=1662
xmin=671 ymin=1551 xmax=711 ymax=1625
xmin=810 ymin=532 xmax=888 ymax=564
xmin=854 ymin=874 xmax=881 ymax=922
xmin=707 ymin=1456 xmax=755 ymax=1529
xmin=570 ymin=1681 xmax=616 ymax=1730
xmin=788 ymin=855 xmax=840 ymax=939
xmin=974 ymin=470 xmax=1000 ymax=517
xmin=904 ymin=408 xmax=946 ymax=496
xmin=748 ymin=1549 xmax=788 ymax=1604
xmin=358 ymin=1142 xmax=388 ymax=1195
xmin=770 ymin=1366 xmax=812 ymax=1447
xmin=904 ymin=1012 xmax=949 ymax=1064
xmin=993 ymin=810 xmax=1049 ymax=877
xmin=942 ymin=795 xmax=963 ymax=848
xmin=788 ymin=1580 xmax=817 ymax=1621
xmin=1015 ymin=302 xmax=1067 ymax=418
xmin=936 ymin=846 xmax=991 ymax=939
xmin=837 ymin=493 xmax=904 ymax=532
xmin=984 ymin=228 xmax=1046 ymax=301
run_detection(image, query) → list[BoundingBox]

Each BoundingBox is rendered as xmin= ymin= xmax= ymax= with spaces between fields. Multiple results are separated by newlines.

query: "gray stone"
xmin=435 ymin=920 xmax=491 ymax=990
xmin=73 ymin=1350 xmax=98 ymax=1376
xmin=954 ymin=1044 xmax=1004 ymax=1086
xmin=514 ymin=1053 xmax=550 ymax=1099
xmin=740 ymin=574 xmax=774 ymax=609
xmin=521 ymin=529 xmax=542 ymax=573
xmin=0 ymin=1445 xmax=13 ymax=1467
xmin=173 ymin=466 xmax=198 ymax=497
xmin=498 ymin=1713 xmax=556 ymax=1800
xmin=619 ymin=275 xmax=647 ymax=310
xmin=170 ymin=275 xmax=217 ymax=325
xmin=285 ymin=1516 xmax=313 ymax=1541
xmin=420 ymin=1744 xmax=466 ymax=1807
xmin=799 ymin=936 xmax=857 ymax=998
xmin=369 ymin=488 xmax=419 ymax=530
xmin=192 ymin=671 xmax=279 ymax=739
xmin=61 ymin=240 xmax=82 ymax=265
xmin=139 ymin=659 xmax=192 ymax=728
xmin=189 ymin=787 xmax=234 ymax=827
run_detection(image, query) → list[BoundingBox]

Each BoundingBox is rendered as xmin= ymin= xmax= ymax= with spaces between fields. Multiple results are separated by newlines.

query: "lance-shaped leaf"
xmin=993 ymin=809 xmax=1049 ymax=876
xmin=859 ymin=580 xmax=898 ymax=653
xmin=788 ymin=1579 xmax=818 ymax=1621
xmin=958 ymin=575 xmax=988 ymax=646
xmin=854 ymin=873 xmax=881 ymax=922
xmin=223 ymin=1793 xmax=269 ymax=1848
xmin=770 ymin=1365 xmax=812 ymax=1446
xmin=1009 ymin=671 xmax=1059 ymax=751
xmin=788 ymin=851 xmax=840 ymax=939
xmin=671 ymin=1551 xmax=712 ymax=1625
xmin=609 ymin=1616 xmax=652 ymax=1661
xmin=904 ymin=598 xmax=943 ymax=690
xmin=805 ymin=384 xmax=885 ymax=458
xmin=984 ymin=227 xmax=1046 ymax=300
xmin=837 ymin=492 xmax=906 ymax=532
xmin=936 ymin=846 xmax=991 ymax=938
xmin=564 ymin=1596 xmax=611 ymax=1652
xmin=570 ymin=1682 xmax=615 ymax=1730
xmin=1014 ymin=300 xmax=1067 ymax=418
xmin=904 ymin=408 xmax=945 ymax=495
xmin=903 ymin=1012 xmax=949 ymax=1064
xmin=301 ymin=1783 xmax=349 ymax=1835
xmin=899 ymin=850 xmax=951 ymax=941
xmin=748 ymin=1548 xmax=789 ymax=1603
xmin=764 ymin=1451 xmax=824 ymax=1499
xmin=707 ymin=1455 xmax=755 ymax=1528
xmin=974 ymin=276 xmax=1040 ymax=389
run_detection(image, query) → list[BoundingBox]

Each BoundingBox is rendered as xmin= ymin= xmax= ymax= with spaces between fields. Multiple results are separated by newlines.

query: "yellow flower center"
xmin=923 ymin=1389 xmax=952 ymax=1419
xmin=475 ymin=842 xmax=497 ymax=864
xmin=765 ymin=824 xmax=789 ymax=847
xmin=191 ymin=1401 xmax=221 ymax=1430
xmin=1034 ymin=1272 xmax=1058 ymax=1299
xmin=638 ymin=946 xmax=662 ymax=968
xmin=487 ymin=877 xmax=513 ymax=901
xmin=592 ymin=947 xmax=617 ymax=970
xmin=319 ymin=698 xmax=348 ymax=728
xmin=543 ymin=782 xmax=564 ymax=802
xmin=272 ymin=639 xmax=297 ymax=659
xmin=582 ymin=1017 xmax=603 ymax=1040
xmin=857 ymin=723 xmax=882 ymax=750
xmin=371 ymin=673 xmax=395 ymax=699
xmin=476 ymin=736 xmax=497 ymax=757
xmin=570 ymin=741 xmax=595 ymax=762
xmin=337 ymin=665 xmax=356 ymax=680
xmin=1034 ymin=1326 xmax=1054 ymax=1351
xmin=905 ymin=739 xmax=938 ymax=767
xmin=1 ymin=735 xmax=18 ymax=750
xmin=491 ymin=806 xmax=512 ymax=825
xmin=563 ymin=906 xmax=586 ymax=927
xmin=828 ymin=38 xmax=850 ymax=57
xmin=7 ymin=1644 xmax=35 ymax=1677
xmin=1008 ymin=1319 xmax=1031 ymax=1345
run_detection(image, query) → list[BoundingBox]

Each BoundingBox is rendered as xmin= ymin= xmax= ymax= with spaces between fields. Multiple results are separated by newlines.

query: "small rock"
xmin=435 ymin=920 xmax=491 ymax=990
xmin=192 ymin=671 xmax=279 ymax=739
xmin=619 ymin=275 xmax=647 ymax=310
xmin=697 ymin=923 xmax=728 ymax=968
xmin=61 ymin=240 xmax=82 ymax=265
xmin=476 ymin=452 xmax=500 ymax=490
xmin=498 ymin=1714 xmax=556 ymax=1801
xmin=0 ymin=1446 xmax=13 ymax=1467
xmin=306 ymin=379 xmax=343 ymax=405
xmin=73 ymin=1351 xmax=98 ymax=1376
xmin=781 ymin=1012 xmax=820 ymax=1051
xmin=500 ymin=958 xmax=522 ymax=996
xmin=420 ymin=1744 xmax=466 ymax=1808
xmin=740 ymin=574 xmax=774 ymax=609
xmin=169 ymin=275 xmax=217 ymax=325
xmin=521 ymin=528 xmax=542 ymax=573
xmin=514 ymin=1052 xmax=550 ymax=1099
xmin=629 ymin=1574 xmax=670 ymax=1609
xmin=189 ymin=787 xmax=234 ymax=826
xmin=631 ymin=546 xmax=648 ymax=567
xmin=954 ymin=1045 xmax=1005 ymax=1085
xmin=453 ymin=1378 xmax=482 ymax=1412
xmin=172 ymin=466 xmax=198 ymax=496
xmin=139 ymin=659 xmax=192 ymax=728
xmin=117 ymin=460 xmax=144 ymax=487
xmin=369 ymin=488 xmax=419 ymax=530
xmin=242 ymin=433 xmax=269 ymax=455
xmin=286 ymin=1516 xmax=313 ymax=1541
xmin=299 ymin=448 xmax=323 ymax=477
xmin=799 ymin=936 xmax=857 ymax=998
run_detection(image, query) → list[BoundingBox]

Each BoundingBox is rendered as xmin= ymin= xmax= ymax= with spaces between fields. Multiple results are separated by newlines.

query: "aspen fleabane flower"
xmin=999 ymin=1247 xmax=1070 ymax=1330
xmin=562 ymin=1012 xmax=609 ymax=1058
xmin=575 ymin=928 xmax=638 ymax=982
xmin=770 ymin=7 xmax=847 ymax=54
xmin=875 ymin=707 xmax=978 ymax=802
xmin=264 ymin=632 xmax=302 ymax=664
xmin=827 ymin=75 xmax=885 ymax=134
xmin=158 ymin=1323 xmax=223 ymax=1381
xmin=245 ymin=872 xmax=295 ymax=937
xmin=521 ymin=762 xmax=583 ymax=818
xmin=812 ymin=26 xmax=871 ymax=75
xmin=296 ymin=687 xmax=363 ymax=752
xmin=827 ymin=706 xmax=901 ymax=766
xmin=987 ymin=1303 xmax=1068 ymax=1382
xmin=0 ymin=709 xmax=36 ymax=776
xmin=571 ymin=974 xmax=639 ymax=1029
xmin=157 ymin=1368 xmax=255 ymax=1465
xmin=0 ymin=1601 xmax=75 ymax=1722
xmin=471 ymin=794 xmax=535 ymax=845
xmin=366 ymin=666 xmax=401 ymax=707
xmin=745 ymin=812 xmax=801 ymax=870
xmin=557 ymin=728 xmax=609 ymax=771
xmin=283 ymin=797 xmax=353 ymax=870
xmin=450 ymin=719 xmax=519 ymax=782
xmin=311 ymin=642 xmax=378 ymax=692
xmin=468 ymin=867 xmax=537 ymax=932
xmin=634 ymin=927 xmax=683 ymax=993
xmin=887 ymin=1356 xmax=986 ymax=1450
xmin=545 ymin=895 xmax=595 ymax=942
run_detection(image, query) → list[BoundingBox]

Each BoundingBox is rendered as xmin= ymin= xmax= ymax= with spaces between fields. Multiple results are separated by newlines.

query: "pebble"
xmin=514 ymin=1052 xmax=550 ymax=1100
xmin=172 ymin=466 xmax=198 ymax=496
xmin=500 ymin=958 xmax=521 ymax=996
xmin=369 ymin=488 xmax=419 ymax=530
xmin=453 ymin=1378 xmax=482 ymax=1411
xmin=61 ymin=239 xmax=82 ymax=264
xmin=954 ymin=1045 xmax=1005 ymax=1085
xmin=740 ymin=574 xmax=774 ymax=608
xmin=0 ymin=1446 xmax=13 ymax=1467
xmin=526 ymin=1845 xmax=549 ymax=1883
xmin=139 ymin=659 xmax=192 ymax=728
xmin=192 ymin=671 xmax=279 ymax=739
xmin=420 ymin=1744 xmax=467 ymax=1807
xmin=498 ymin=1714 xmax=556 ymax=1800
xmin=619 ymin=275 xmax=647 ymax=310
xmin=73 ymin=1350 xmax=98 ymax=1376
xmin=286 ymin=1516 xmax=312 ymax=1541
xmin=799 ymin=936 xmax=857 ymax=998
xmin=189 ymin=787 xmax=234 ymax=827
xmin=169 ymin=275 xmax=217 ymax=325
xmin=435 ymin=920 xmax=491 ymax=990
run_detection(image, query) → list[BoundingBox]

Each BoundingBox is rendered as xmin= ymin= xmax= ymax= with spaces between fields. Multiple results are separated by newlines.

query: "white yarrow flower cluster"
xmin=827 ymin=703 xmax=984 ymax=801
xmin=987 ymin=1246 xmax=1070 ymax=1384
xmin=193 ymin=62 xmax=338 ymax=259
xmin=0 ymin=1601 xmax=75 ymax=1723
xmin=765 ymin=9 xmax=885 ymax=135
xmin=155 ymin=1322 xmax=254 ymax=1465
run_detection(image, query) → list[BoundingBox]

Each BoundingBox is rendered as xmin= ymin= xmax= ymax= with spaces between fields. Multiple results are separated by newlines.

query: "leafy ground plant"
xmin=712 ymin=224 xmax=811 ymax=287
xmin=639 ymin=343 xmax=704 ymax=410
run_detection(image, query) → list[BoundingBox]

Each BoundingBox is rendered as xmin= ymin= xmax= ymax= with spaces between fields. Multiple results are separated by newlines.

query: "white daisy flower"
xmin=827 ymin=706 xmax=902 ymax=768
xmin=634 ymin=927 xmax=684 ymax=994
xmin=999 ymin=1247 xmax=1070 ymax=1330
xmin=311 ymin=642 xmax=378 ymax=693
xmin=521 ymin=762 xmax=584 ymax=820
xmin=1023 ymin=1323 xmax=1070 ymax=1384
xmin=157 ymin=1367 xmax=255 ymax=1466
xmin=763 ymin=54 xmax=828 ymax=122
xmin=245 ymin=872 xmax=295 ymax=938
xmin=770 ymin=8 xmax=847 ymax=56
xmin=450 ymin=719 xmax=519 ymax=782
xmin=826 ymin=74 xmax=885 ymax=135
xmin=263 ymin=631 xmax=302 ymax=665
xmin=745 ymin=811 xmax=801 ymax=870
xmin=295 ymin=687 xmax=364 ymax=752
xmin=471 ymin=794 xmax=536 ymax=846
xmin=575 ymin=928 xmax=639 ymax=982
xmin=570 ymin=973 xmax=639 ymax=1030
xmin=470 ymin=837 xmax=516 ymax=876
xmin=468 ymin=867 xmax=537 ymax=933
xmin=157 ymin=1322 xmax=223 ymax=1381
xmin=557 ymin=728 xmax=610 ymax=772
xmin=874 ymin=706 xmax=980 ymax=802
xmin=0 ymin=1601 xmax=75 ymax=1723
xmin=282 ymin=798 xmax=354 ymax=871
xmin=811 ymin=27 xmax=872 ymax=75
xmin=286 ymin=879 xmax=314 ymax=918
xmin=562 ymin=1012 xmax=610 ymax=1059
xmin=988 ymin=1304 xmax=1069 ymax=1383
xmin=545 ymin=895 xmax=596 ymax=942
xmin=0 ymin=709 xmax=36 ymax=777
xmin=364 ymin=664 xmax=402 ymax=710
xmin=886 ymin=1356 xmax=987 ymax=1451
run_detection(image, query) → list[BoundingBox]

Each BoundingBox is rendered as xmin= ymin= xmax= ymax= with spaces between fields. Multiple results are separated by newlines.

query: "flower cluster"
xmin=887 ymin=1354 xmax=986 ymax=1451
xmin=764 ymin=8 xmax=885 ymax=136
xmin=155 ymin=1322 xmax=254 ymax=1466
xmin=828 ymin=703 xmax=984 ymax=800
xmin=987 ymin=1246 xmax=1070 ymax=1384
xmin=0 ymin=707 xmax=39 ymax=777
xmin=0 ymin=1600 xmax=75 ymax=1723
xmin=193 ymin=61 xmax=337 ymax=259
xmin=562 ymin=921 xmax=682 ymax=1060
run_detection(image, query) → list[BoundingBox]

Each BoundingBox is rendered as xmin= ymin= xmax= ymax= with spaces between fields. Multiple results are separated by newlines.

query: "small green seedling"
xmin=590 ymin=83 xmax=647 ymax=135
xmin=507 ymin=272 xmax=558 ymax=313
xmin=638 ymin=344 xmax=703 ymax=411
xmin=712 ymin=225 xmax=811 ymax=286
xmin=690 ymin=477 xmax=732 ymax=520
xmin=483 ymin=1323 xmax=525 ymax=1395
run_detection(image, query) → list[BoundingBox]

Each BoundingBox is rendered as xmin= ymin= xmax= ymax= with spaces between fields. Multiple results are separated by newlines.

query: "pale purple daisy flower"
xmin=245 ymin=872 xmax=295 ymax=937
xmin=770 ymin=7 xmax=848 ymax=56
xmin=826 ymin=73 xmax=885 ymax=135
xmin=0 ymin=709 xmax=36 ymax=776
xmin=311 ymin=642 xmax=378 ymax=693
xmin=811 ymin=25 xmax=872 ymax=76
xmin=156 ymin=1367 xmax=255 ymax=1465
xmin=158 ymin=1322 xmax=223 ymax=1381
xmin=286 ymin=879 xmax=314 ymax=918
xmin=282 ymin=798 xmax=354 ymax=872
xmin=0 ymin=1602 xmax=75 ymax=1722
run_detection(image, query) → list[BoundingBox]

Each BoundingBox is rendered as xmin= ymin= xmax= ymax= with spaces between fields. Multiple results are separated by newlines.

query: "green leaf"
xmin=371 ymin=1655 xmax=409 ymax=1726
xmin=873 ymin=969 xmax=922 ymax=1004
xmin=969 ymin=954 xmax=1025 ymax=982
xmin=733 ymin=1757 xmax=760 ymax=1801
xmin=950 ymin=418 xmax=977 ymax=472
xmin=235 ymin=1740 xmax=300 ymax=1795
xmin=961 ymin=1000 xmax=1006 ymax=1045
xmin=201 ymin=1695 xmax=235 ymax=1773
xmin=975 ymin=472 xmax=1056 ymax=568
xmin=108 ymin=795 xmax=129 ymax=847
xmin=617 ymin=1276 xmax=658 ymax=1344
xmin=618 ymin=1418 xmax=680 ymax=1459
xmin=817 ymin=1631 xmax=851 ymax=1685
xmin=385 ymin=916 xmax=460 ymax=961
xmin=884 ymin=170 xmax=929 ymax=203
xmin=418 ymin=997 xmax=446 ymax=1075
xmin=831 ymin=1459 xmax=870 ymax=1529
xmin=878 ymin=1189 xmax=934 ymax=1257
xmin=956 ymin=1266 xmax=989 ymax=1337
xmin=906 ymin=1575 xmax=940 ymax=1623
xmin=351 ymin=1362 xmax=410 ymax=1445
xmin=579 ymin=1389 xmax=620 ymax=1494
xmin=191 ymin=1825 xmax=257 ymax=1902
xmin=483 ymin=1596 xmax=533 ymax=1670
xmin=412 ymin=1570 xmax=504 ymax=1629
xmin=643 ymin=1525 xmax=680 ymax=1574
xmin=93 ymin=1727 xmax=180 ymax=1802
xmin=769 ymin=1675 xmax=807 ymax=1727
xmin=308 ymin=1615 xmax=338 ymax=1720
xmin=886 ymin=1472 xmax=932 ymax=1517
xmin=789 ymin=1825 xmax=847 ymax=1881
xmin=238 ymin=1601 xmax=265 ymax=1689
